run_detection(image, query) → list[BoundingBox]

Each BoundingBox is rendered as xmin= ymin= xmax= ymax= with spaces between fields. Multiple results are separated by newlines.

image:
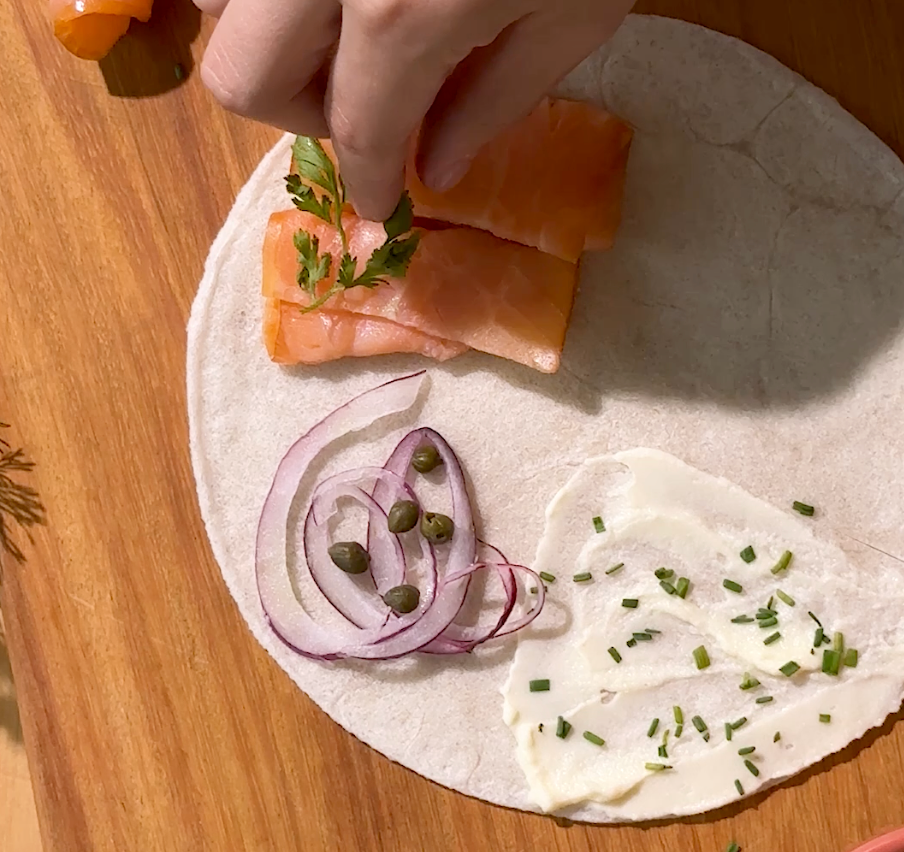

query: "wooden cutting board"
xmin=2 ymin=2 xmax=904 ymax=850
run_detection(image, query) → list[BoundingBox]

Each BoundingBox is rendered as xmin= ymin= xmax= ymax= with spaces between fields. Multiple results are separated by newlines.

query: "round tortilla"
xmin=187 ymin=14 xmax=904 ymax=822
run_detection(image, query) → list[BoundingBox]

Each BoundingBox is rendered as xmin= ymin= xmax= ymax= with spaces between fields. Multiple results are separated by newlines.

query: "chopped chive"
xmin=757 ymin=608 xmax=778 ymax=618
xmin=539 ymin=571 xmax=556 ymax=583
xmin=703 ymin=732 xmax=711 ymax=742
xmin=730 ymin=717 xmax=748 ymax=730
xmin=758 ymin=617 xmax=779 ymax=629
xmin=592 ymin=516 xmax=605 ymax=533
xmin=647 ymin=718 xmax=660 ymax=738
xmin=740 ymin=546 xmax=756 ymax=563
xmin=645 ymin=628 xmax=661 ymax=634
xmin=692 ymin=715 xmax=708 ymax=733
xmin=725 ymin=723 xmax=733 ymax=742
xmin=660 ymin=580 xmax=678 ymax=595
xmin=693 ymin=646 xmax=711 ymax=670
xmin=763 ymin=632 xmax=781 ymax=645
xmin=819 ymin=713 xmax=831 ymax=724
xmin=744 ymin=759 xmax=760 ymax=777
xmin=556 ymin=716 xmax=572 ymax=738
xmin=654 ymin=567 xmax=674 ymax=580
xmin=626 ymin=638 xmax=638 ymax=648
xmin=673 ymin=706 xmax=684 ymax=725
xmin=822 ymin=632 xmax=832 ymax=645
xmin=833 ymin=632 xmax=845 ymax=654
xmin=608 ymin=647 xmax=622 ymax=664
xmin=740 ymin=674 xmax=760 ymax=691
xmin=622 ymin=598 xmax=639 ymax=608
xmin=780 ymin=661 xmax=801 ymax=677
xmin=822 ymin=649 xmax=841 ymax=676
xmin=732 ymin=615 xmax=755 ymax=624
xmin=771 ymin=550 xmax=793 ymax=575
xmin=767 ymin=595 xmax=775 ymax=611
xmin=658 ymin=745 xmax=668 ymax=758
xmin=734 ymin=779 xmax=744 ymax=796
xmin=529 ymin=586 xmax=538 ymax=594
xmin=662 ymin=728 xmax=670 ymax=745
xmin=774 ymin=731 xmax=781 ymax=742
xmin=583 ymin=730 xmax=605 ymax=746
xmin=808 ymin=611 xmax=823 ymax=627
xmin=813 ymin=627 xmax=824 ymax=648
xmin=675 ymin=724 xmax=683 ymax=738
xmin=727 ymin=843 xmax=741 ymax=852
xmin=676 ymin=577 xmax=690 ymax=598
xmin=844 ymin=649 xmax=859 ymax=668
xmin=793 ymin=501 xmax=815 ymax=517
xmin=756 ymin=696 xmax=774 ymax=704
xmin=776 ymin=589 xmax=795 ymax=607
xmin=529 ymin=679 xmax=550 ymax=692
xmin=723 ymin=579 xmax=743 ymax=593
xmin=606 ymin=563 xmax=625 ymax=575
xmin=633 ymin=632 xmax=653 ymax=642
xmin=738 ymin=746 xmax=756 ymax=755
xmin=645 ymin=763 xmax=671 ymax=772
xmin=573 ymin=572 xmax=593 ymax=583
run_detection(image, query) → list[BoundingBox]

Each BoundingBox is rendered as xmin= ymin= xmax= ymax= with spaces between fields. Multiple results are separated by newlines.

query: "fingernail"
xmin=425 ymin=158 xmax=472 ymax=193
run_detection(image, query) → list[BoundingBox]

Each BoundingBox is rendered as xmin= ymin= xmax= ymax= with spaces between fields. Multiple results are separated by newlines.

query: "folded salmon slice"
xmin=49 ymin=0 xmax=152 ymax=60
xmin=262 ymin=210 xmax=578 ymax=373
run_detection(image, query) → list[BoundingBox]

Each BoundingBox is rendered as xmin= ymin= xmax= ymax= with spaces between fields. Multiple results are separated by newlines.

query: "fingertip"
xmin=422 ymin=156 xmax=472 ymax=193
xmin=345 ymin=172 xmax=406 ymax=222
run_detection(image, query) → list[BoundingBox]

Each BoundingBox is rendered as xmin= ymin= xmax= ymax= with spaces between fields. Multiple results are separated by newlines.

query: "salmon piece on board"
xmin=262 ymin=210 xmax=579 ymax=373
xmin=49 ymin=0 xmax=152 ymax=60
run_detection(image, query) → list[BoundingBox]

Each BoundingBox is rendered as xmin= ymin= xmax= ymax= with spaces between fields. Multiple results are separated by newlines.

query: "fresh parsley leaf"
xmin=293 ymin=231 xmax=331 ymax=296
xmin=291 ymin=136 xmax=339 ymax=198
xmin=338 ymin=253 xmax=358 ymax=288
xmin=383 ymin=191 xmax=414 ymax=242
xmin=285 ymin=176 xmax=332 ymax=224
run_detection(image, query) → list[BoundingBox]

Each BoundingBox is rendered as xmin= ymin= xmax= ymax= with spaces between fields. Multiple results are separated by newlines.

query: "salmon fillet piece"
xmin=49 ymin=0 xmax=152 ymax=60
xmin=263 ymin=210 xmax=578 ymax=373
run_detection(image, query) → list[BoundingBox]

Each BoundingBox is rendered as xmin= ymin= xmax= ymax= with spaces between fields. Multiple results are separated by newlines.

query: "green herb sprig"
xmin=0 ymin=424 xmax=46 ymax=566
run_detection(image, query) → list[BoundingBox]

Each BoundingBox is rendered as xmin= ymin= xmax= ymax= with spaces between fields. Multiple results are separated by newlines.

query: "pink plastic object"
xmin=852 ymin=829 xmax=904 ymax=852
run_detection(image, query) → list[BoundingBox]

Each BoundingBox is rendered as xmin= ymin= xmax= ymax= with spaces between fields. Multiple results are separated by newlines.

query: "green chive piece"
xmin=692 ymin=715 xmax=708 ymax=734
xmin=819 ymin=713 xmax=832 ymax=724
xmin=808 ymin=611 xmax=823 ymax=627
xmin=732 ymin=615 xmax=755 ymax=624
xmin=658 ymin=745 xmax=668 ymax=758
xmin=738 ymin=746 xmax=756 ymax=756
xmin=633 ymin=632 xmax=653 ymax=642
xmin=645 ymin=628 xmax=661 ymax=634
xmin=606 ymin=563 xmax=625 ymax=575
xmin=592 ymin=516 xmax=605 ymax=533
xmin=744 ymin=759 xmax=760 ymax=777
xmin=771 ymin=550 xmax=793 ymax=575
xmin=676 ymin=577 xmax=690 ymax=598
xmin=813 ymin=627 xmax=824 ymax=648
xmin=608 ymin=647 xmax=622 ymax=664
xmin=767 ymin=595 xmax=775 ymax=611
xmin=756 ymin=696 xmax=774 ymax=704
xmin=583 ymin=730 xmax=605 ymax=746
xmin=675 ymin=724 xmax=683 ymax=738
xmin=776 ymin=589 xmax=795 ymax=607
xmin=727 ymin=842 xmax=741 ymax=852
xmin=660 ymin=580 xmax=678 ymax=595
xmin=774 ymin=731 xmax=781 ymax=742
xmin=822 ymin=649 xmax=841 ymax=676
xmin=622 ymin=598 xmax=639 ymax=608
xmin=654 ymin=567 xmax=674 ymax=580
xmin=740 ymin=546 xmax=756 ymax=563
xmin=734 ymin=779 xmax=744 ymax=796
xmin=673 ymin=706 xmax=684 ymax=725
xmin=780 ymin=661 xmax=801 ymax=677
xmin=758 ymin=617 xmax=779 ymax=629
xmin=723 ymin=579 xmax=743 ymax=593
xmin=539 ymin=571 xmax=556 ymax=583
xmin=757 ymin=608 xmax=778 ymax=619
xmin=693 ymin=646 xmax=711 ymax=670
xmin=833 ymin=632 xmax=845 ymax=654
xmin=822 ymin=632 xmax=832 ymax=646
xmin=725 ymin=723 xmax=733 ymax=742
xmin=573 ymin=572 xmax=593 ymax=583
xmin=730 ymin=717 xmax=748 ymax=730
xmin=740 ymin=674 xmax=760 ymax=691
xmin=793 ymin=501 xmax=815 ymax=517
xmin=844 ymin=649 xmax=859 ymax=668
xmin=645 ymin=763 xmax=671 ymax=772
xmin=763 ymin=632 xmax=781 ymax=645
xmin=662 ymin=728 xmax=670 ymax=745
xmin=556 ymin=716 xmax=572 ymax=739
xmin=647 ymin=719 xmax=660 ymax=738
xmin=626 ymin=638 xmax=637 ymax=648
xmin=703 ymin=732 xmax=711 ymax=743
xmin=529 ymin=679 xmax=550 ymax=692
xmin=529 ymin=587 xmax=538 ymax=594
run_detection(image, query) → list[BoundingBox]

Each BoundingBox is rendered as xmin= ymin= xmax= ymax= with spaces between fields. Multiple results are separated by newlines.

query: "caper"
xmin=387 ymin=500 xmax=420 ymax=533
xmin=327 ymin=541 xmax=370 ymax=574
xmin=412 ymin=445 xmax=443 ymax=474
xmin=420 ymin=511 xmax=455 ymax=544
xmin=382 ymin=584 xmax=420 ymax=614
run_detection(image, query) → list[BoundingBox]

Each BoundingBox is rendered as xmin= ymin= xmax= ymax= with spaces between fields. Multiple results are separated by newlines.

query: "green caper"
xmin=327 ymin=541 xmax=370 ymax=574
xmin=412 ymin=445 xmax=443 ymax=474
xmin=420 ymin=511 xmax=455 ymax=544
xmin=387 ymin=500 xmax=420 ymax=533
xmin=382 ymin=584 xmax=420 ymax=614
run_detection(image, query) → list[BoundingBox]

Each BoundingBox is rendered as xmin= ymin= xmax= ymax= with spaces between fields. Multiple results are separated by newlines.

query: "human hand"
xmin=196 ymin=0 xmax=636 ymax=220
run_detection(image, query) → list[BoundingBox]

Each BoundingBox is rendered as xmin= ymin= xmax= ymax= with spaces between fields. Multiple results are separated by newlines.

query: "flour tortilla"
xmin=186 ymin=14 xmax=904 ymax=822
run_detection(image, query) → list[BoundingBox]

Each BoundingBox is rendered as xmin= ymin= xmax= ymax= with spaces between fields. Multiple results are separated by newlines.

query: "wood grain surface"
xmin=2 ymin=2 xmax=904 ymax=851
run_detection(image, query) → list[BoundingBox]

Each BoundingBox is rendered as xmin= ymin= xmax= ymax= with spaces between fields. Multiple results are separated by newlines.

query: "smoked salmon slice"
xmin=263 ymin=210 xmax=578 ymax=373
xmin=50 ymin=0 xmax=152 ymax=60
